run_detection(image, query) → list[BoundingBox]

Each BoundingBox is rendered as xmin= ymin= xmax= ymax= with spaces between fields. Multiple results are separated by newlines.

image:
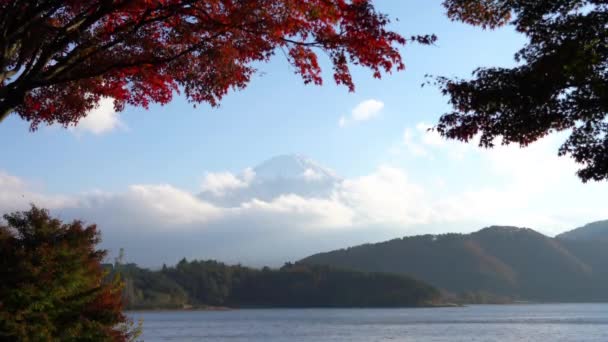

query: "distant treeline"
xmin=108 ymin=260 xmax=440 ymax=310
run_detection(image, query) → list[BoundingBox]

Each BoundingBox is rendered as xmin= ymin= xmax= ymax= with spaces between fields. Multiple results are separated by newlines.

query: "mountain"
xmin=253 ymin=154 xmax=339 ymax=182
xmin=198 ymin=155 xmax=340 ymax=206
xmin=556 ymin=220 xmax=608 ymax=241
xmin=555 ymin=220 xmax=608 ymax=299
xmin=300 ymin=225 xmax=608 ymax=302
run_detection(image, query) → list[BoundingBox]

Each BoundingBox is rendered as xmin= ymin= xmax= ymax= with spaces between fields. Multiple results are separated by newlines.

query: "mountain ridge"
xmin=556 ymin=220 xmax=608 ymax=241
xmin=300 ymin=224 xmax=607 ymax=302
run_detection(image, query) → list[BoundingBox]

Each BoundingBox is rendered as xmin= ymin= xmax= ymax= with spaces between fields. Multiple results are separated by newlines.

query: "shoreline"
xmin=126 ymin=301 xmax=608 ymax=312
xmin=126 ymin=303 xmax=465 ymax=312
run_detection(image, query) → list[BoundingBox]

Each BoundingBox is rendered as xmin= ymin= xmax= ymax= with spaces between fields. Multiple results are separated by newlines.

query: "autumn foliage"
xmin=0 ymin=206 xmax=138 ymax=341
xmin=0 ymin=0 xmax=434 ymax=128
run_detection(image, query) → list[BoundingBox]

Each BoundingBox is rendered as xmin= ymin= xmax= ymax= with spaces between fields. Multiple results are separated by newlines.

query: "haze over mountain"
xmin=556 ymin=220 xmax=608 ymax=241
xmin=198 ymin=154 xmax=340 ymax=206
xmin=1 ymin=153 xmax=607 ymax=267
xmin=55 ymin=154 xmax=424 ymax=266
xmin=2 ymin=0 xmax=607 ymax=270
xmin=301 ymin=225 xmax=608 ymax=302
xmin=253 ymin=155 xmax=339 ymax=182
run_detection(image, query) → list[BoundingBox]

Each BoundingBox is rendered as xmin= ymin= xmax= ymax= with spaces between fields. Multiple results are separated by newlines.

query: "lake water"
xmin=129 ymin=304 xmax=608 ymax=341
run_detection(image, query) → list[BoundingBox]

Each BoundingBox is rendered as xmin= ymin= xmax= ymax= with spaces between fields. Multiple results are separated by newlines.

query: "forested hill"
xmin=556 ymin=220 xmax=608 ymax=241
xmin=109 ymin=260 xmax=440 ymax=310
xmin=300 ymin=226 xmax=608 ymax=303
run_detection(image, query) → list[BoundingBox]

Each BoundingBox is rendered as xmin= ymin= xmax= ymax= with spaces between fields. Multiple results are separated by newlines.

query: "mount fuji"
xmin=198 ymin=154 xmax=342 ymax=206
xmin=253 ymin=154 xmax=340 ymax=182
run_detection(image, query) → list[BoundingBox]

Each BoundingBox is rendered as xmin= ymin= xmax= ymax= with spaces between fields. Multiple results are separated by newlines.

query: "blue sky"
xmin=1 ymin=1 xmax=606 ymax=266
xmin=0 ymin=1 xmax=525 ymax=192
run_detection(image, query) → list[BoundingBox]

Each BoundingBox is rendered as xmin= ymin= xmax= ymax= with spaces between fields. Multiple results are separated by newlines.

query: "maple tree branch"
xmin=0 ymin=93 xmax=20 ymax=123
xmin=53 ymin=35 xmax=226 ymax=85
xmin=41 ymin=7 xmax=180 ymax=82
xmin=3 ymin=1 xmax=63 ymax=43
xmin=0 ymin=0 xmax=411 ymax=135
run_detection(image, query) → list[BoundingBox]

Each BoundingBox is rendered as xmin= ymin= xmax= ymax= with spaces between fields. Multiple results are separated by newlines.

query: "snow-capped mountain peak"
xmin=253 ymin=154 xmax=339 ymax=182
xmin=198 ymin=155 xmax=340 ymax=205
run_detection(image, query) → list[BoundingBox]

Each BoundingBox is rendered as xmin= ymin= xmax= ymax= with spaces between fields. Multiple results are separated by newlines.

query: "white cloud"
xmin=238 ymin=194 xmax=354 ymax=229
xmin=398 ymin=122 xmax=462 ymax=159
xmin=403 ymin=128 xmax=430 ymax=157
xmin=352 ymin=99 xmax=385 ymax=121
xmin=0 ymin=172 xmax=77 ymax=219
xmin=200 ymin=169 xmax=255 ymax=196
xmin=72 ymin=98 xmax=124 ymax=135
xmin=121 ymin=184 xmax=221 ymax=226
xmin=479 ymin=136 xmax=576 ymax=187
xmin=339 ymin=99 xmax=384 ymax=127
xmin=0 ymin=165 xmax=432 ymax=266
xmin=392 ymin=123 xmax=608 ymax=230
xmin=416 ymin=122 xmax=444 ymax=147
xmin=1 ymin=138 xmax=607 ymax=266
xmin=242 ymin=167 xmax=256 ymax=183
xmin=301 ymin=168 xmax=324 ymax=181
xmin=336 ymin=166 xmax=433 ymax=226
xmin=0 ymin=172 xmax=24 ymax=190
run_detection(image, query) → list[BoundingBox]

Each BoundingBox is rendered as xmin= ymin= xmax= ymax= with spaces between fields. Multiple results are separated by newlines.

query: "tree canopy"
xmin=0 ymin=0 xmax=434 ymax=129
xmin=437 ymin=0 xmax=608 ymax=182
xmin=0 ymin=206 xmax=138 ymax=341
xmin=112 ymin=259 xmax=440 ymax=309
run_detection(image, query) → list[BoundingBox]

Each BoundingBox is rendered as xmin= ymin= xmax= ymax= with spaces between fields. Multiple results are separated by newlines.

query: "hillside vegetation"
xmin=301 ymin=226 xmax=608 ymax=303
xmin=110 ymin=260 xmax=440 ymax=310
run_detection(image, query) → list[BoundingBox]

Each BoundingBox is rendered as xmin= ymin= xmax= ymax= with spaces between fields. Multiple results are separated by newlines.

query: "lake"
xmin=129 ymin=303 xmax=608 ymax=341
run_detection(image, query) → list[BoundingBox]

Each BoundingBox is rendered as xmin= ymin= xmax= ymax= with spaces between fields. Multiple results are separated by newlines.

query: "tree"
xmin=0 ymin=206 xmax=139 ymax=341
xmin=435 ymin=0 xmax=607 ymax=182
xmin=0 ymin=0 xmax=435 ymax=129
